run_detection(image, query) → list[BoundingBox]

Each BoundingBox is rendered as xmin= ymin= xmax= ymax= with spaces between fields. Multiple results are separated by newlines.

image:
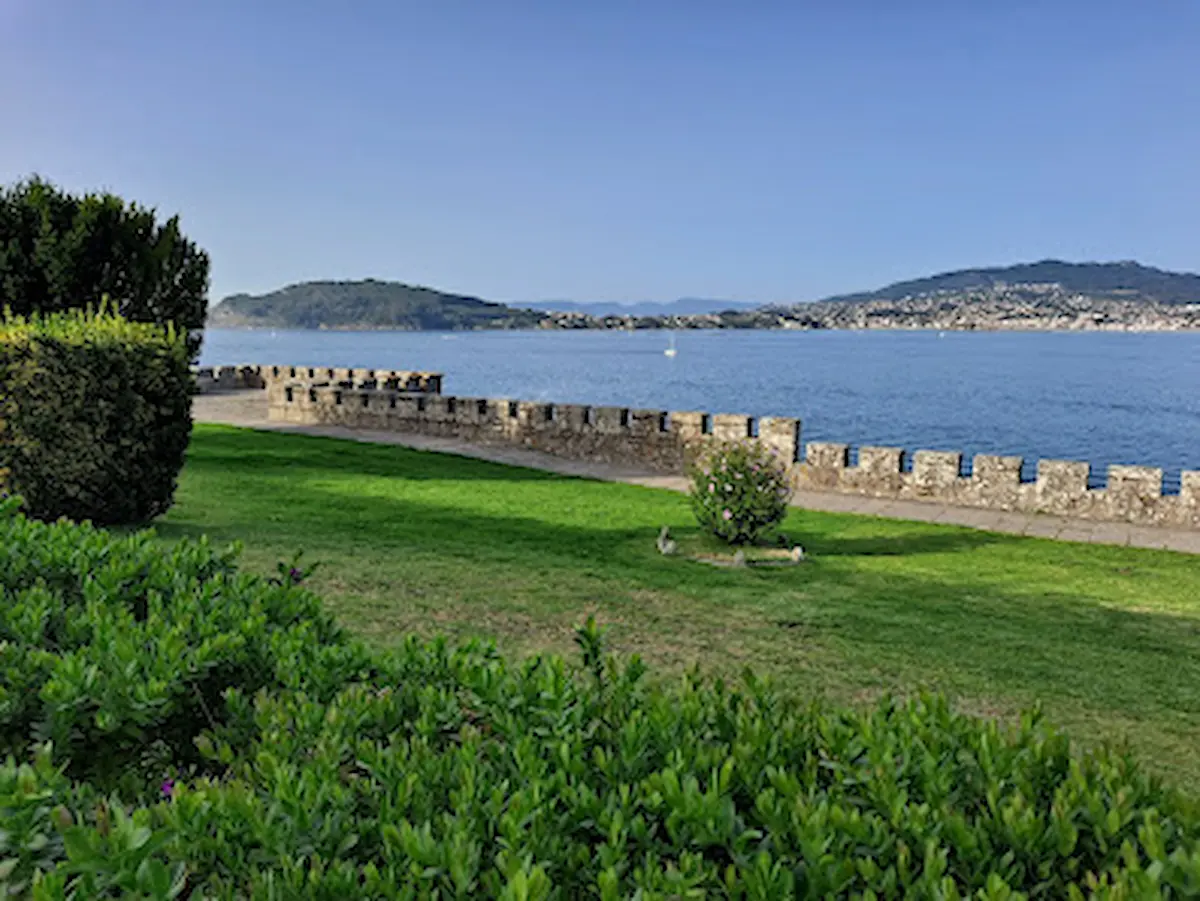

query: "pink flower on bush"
xmin=722 ymin=509 xmax=732 ymax=520
xmin=708 ymin=482 xmax=715 ymax=492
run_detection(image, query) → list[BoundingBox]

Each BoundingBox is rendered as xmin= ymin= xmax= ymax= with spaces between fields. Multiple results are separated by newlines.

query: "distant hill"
xmin=817 ymin=260 xmax=1200 ymax=306
xmin=526 ymin=297 xmax=758 ymax=317
xmin=207 ymin=279 xmax=545 ymax=331
xmin=207 ymin=261 xmax=1200 ymax=334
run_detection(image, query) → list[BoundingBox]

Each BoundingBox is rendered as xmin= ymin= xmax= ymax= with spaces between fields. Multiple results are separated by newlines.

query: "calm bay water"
xmin=201 ymin=328 xmax=1200 ymax=489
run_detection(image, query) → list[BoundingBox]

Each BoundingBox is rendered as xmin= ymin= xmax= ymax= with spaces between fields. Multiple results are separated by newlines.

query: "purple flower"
xmin=722 ymin=509 xmax=732 ymax=520
xmin=161 ymin=778 xmax=175 ymax=799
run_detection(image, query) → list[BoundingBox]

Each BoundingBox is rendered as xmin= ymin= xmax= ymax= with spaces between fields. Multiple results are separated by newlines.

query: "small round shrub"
xmin=687 ymin=439 xmax=792 ymax=544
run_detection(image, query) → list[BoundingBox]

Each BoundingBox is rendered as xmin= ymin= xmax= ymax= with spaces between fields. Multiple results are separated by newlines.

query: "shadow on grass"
xmin=795 ymin=527 xmax=1003 ymax=558
xmin=163 ymin=426 xmax=1200 ymax=745
xmin=188 ymin=426 xmax=564 ymax=483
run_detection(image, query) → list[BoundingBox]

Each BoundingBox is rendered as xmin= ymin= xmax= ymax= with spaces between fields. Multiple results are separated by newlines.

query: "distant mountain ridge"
xmin=817 ymin=260 xmax=1200 ymax=306
xmin=206 ymin=260 xmax=1200 ymax=332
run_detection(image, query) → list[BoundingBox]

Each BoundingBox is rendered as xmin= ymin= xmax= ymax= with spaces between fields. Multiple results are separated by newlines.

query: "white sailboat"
xmin=664 ymin=332 xmax=678 ymax=357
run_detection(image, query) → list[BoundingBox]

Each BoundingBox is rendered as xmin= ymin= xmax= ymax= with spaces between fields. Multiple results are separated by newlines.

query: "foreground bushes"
xmin=1 ymin=503 xmax=1198 ymax=898
xmin=0 ymin=177 xmax=210 ymax=359
xmin=0 ymin=307 xmax=193 ymax=525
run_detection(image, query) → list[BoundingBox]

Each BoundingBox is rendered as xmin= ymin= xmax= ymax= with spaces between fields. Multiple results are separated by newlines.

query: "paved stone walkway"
xmin=194 ymin=391 xmax=1200 ymax=555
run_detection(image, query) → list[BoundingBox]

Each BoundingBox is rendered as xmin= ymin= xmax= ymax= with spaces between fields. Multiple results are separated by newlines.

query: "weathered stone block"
xmin=841 ymin=446 xmax=903 ymax=496
xmin=593 ymin=407 xmax=628 ymax=434
xmin=1107 ymin=464 xmax=1163 ymax=498
xmin=759 ymin=417 xmax=800 ymax=464
xmin=858 ymin=446 xmax=903 ymax=475
xmin=712 ymin=414 xmax=751 ymax=442
xmin=964 ymin=454 xmax=1024 ymax=509
xmin=1182 ymin=471 xmax=1200 ymax=527
xmin=554 ymin=404 xmax=589 ymax=429
xmin=1033 ymin=459 xmax=1095 ymax=516
xmin=1037 ymin=459 xmax=1090 ymax=495
xmin=423 ymin=396 xmax=452 ymax=421
xmin=1105 ymin=464 xmax=1164 ymax=523
xmin=911 ymin=450 xmax=961 ymax=494
xmin=671 ymin=411 xmax=707 ymax=440
xmin=450 ymin=397 xmax=480 ymax=425
xmin=793 ymin=443 xmax=848 ymax=491
xmin=974 ymin=455 xmax=1023 ymax=490
xmin=628 ymin=409 xmax=666 ymax=436
xmin=392 ymin=395 xmax=424 ymax=421
xmin=514 ymin=401 xmax=545 ymax=428
xmin=805 ymin=442 xmax=849 ymax=469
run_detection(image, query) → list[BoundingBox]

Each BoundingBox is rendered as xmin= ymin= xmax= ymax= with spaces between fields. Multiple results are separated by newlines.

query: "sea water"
xmin=201 ymin=328 xmax=1200 ymax=490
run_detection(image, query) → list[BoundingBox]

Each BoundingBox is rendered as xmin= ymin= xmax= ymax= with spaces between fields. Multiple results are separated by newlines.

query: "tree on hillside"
xmin=0 ymin=176 xmax=210 ymax=357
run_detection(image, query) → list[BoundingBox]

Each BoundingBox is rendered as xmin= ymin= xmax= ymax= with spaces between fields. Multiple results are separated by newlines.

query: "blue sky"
xmin=2 ymin=1 xmax=1197 ymax=305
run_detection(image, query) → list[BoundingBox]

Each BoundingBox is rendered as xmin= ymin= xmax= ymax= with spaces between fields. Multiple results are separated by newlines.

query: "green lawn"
xmin=162 ymin=424 xmax=1200 ymax=787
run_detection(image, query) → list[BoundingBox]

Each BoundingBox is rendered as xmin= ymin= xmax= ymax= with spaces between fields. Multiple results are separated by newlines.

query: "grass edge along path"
xmin=160 ymin=424 xmax=1200 ymax=789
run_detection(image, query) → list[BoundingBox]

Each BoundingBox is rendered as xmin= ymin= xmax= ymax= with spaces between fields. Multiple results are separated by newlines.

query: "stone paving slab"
xmin=192 ymin=392 xmax=1200 ymax=555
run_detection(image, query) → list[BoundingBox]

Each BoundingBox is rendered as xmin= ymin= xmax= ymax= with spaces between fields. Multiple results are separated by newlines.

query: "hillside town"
xmin=536 ymin=283 xmax=1200 ymax=332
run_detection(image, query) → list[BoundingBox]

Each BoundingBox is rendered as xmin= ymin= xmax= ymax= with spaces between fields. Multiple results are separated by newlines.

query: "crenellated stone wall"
xmin=262 ymin=368 xmax=1200 ymax=532
xmin=794 ymin=444 xmax=1198 ymax=529
xmin=193 ymin=365 xmax=268 ymax=392
xmin=267 ymin=379 xmax=800 ymax=475
xmin=193 ymin=364 xmax=443 ymax=394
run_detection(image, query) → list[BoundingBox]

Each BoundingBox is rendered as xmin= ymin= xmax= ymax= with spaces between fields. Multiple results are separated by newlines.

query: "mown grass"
xmin=161 ymin=424 xmax=1200 ymax=788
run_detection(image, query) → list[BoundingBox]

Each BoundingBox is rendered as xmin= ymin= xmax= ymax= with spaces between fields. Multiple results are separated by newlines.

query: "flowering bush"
xmin=687 ymin=439 xmax=792 ymax=544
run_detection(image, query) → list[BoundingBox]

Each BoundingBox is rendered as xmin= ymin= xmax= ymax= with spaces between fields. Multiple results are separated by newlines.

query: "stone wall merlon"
xmin=1036 ymin=460 xmax=1089 ymax=494
xmin=973 ymin=455 xmax=1023 ymax=489
xmin=805 ymin=442 xmax=850 ymax=469
xmin=912 ymin=451 xmax=961 ymax=494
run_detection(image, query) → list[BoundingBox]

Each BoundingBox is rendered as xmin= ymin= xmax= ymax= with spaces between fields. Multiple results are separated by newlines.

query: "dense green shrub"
xmin=1 ymin=502 xmax=1199 ymax=898
xmin=0 ymin=177 xmax=209 ymax=358
xmin=688 ymin=439 xmax=792 ymax=544
xmin=0 ymin=307 xmax=193 ymax=525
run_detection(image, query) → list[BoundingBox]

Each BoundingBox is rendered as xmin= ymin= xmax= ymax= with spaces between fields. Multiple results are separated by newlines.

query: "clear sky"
xmin=2 ymin=1 xmax=1197 ymax=305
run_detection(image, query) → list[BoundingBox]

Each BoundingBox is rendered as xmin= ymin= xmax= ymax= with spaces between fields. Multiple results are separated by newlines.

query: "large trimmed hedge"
xmin=0 ymin=177 xmax=209 ymax=359
xmin=0 ymin=503 xmax=1198 ymax=898
xmin=0 ymin=307 xmax=192 ymax=525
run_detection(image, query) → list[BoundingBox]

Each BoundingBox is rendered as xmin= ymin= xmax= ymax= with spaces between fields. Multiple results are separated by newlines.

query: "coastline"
xmin=205 ymin=322 xmax=1200 ymax=334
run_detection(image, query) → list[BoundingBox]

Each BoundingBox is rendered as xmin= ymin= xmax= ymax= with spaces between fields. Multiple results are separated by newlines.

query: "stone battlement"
xmin=795 ymin=444 xmax=1197 ymax=529
xmin=193 ymin=364 xmax=443 ymax=394
xmin=264 ymin=370 xmax=1199 ymax=532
